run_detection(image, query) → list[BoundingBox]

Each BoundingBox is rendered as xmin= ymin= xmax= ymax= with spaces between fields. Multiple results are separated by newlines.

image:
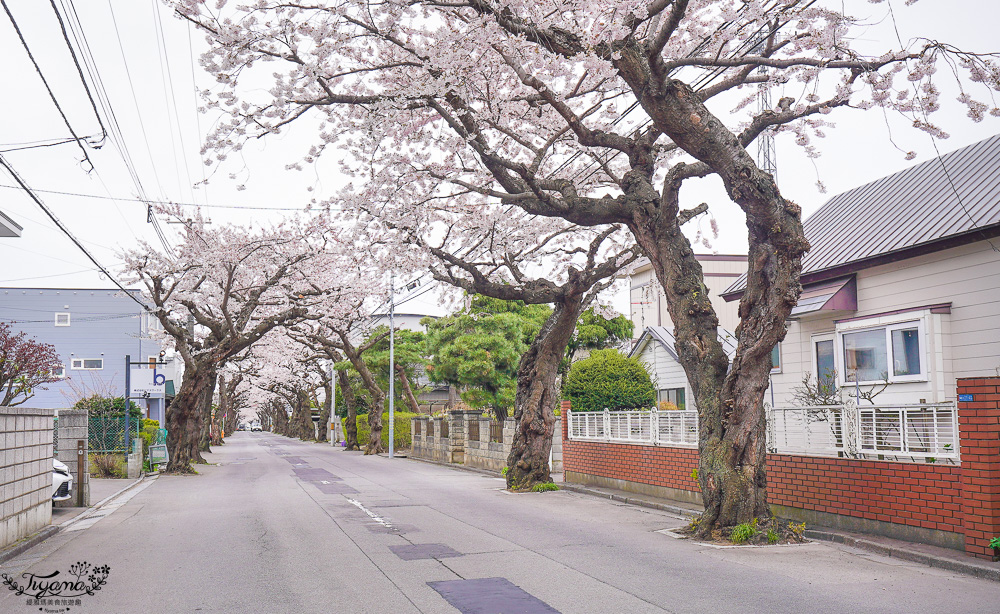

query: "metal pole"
xmin=125 ymin=355 xmax=131 ymax=453
xmin=330 ymin=362 xmax=337 ymax=446
xmin=389 ymin=274 xmax=395 ymax=458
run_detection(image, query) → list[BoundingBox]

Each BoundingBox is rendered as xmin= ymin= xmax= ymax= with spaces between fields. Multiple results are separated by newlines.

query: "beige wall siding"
xmin=769 ymin=240 xmax=1000 ymax=405
xmin=629 ymin=256 xmax=747 ymax=336
xmin=635 ymin=339 xmax=696 ymax=411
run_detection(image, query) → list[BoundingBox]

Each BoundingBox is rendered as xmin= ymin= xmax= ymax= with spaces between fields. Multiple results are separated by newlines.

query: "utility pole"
xmin=388 ymin=273 xmax=395 ymax=458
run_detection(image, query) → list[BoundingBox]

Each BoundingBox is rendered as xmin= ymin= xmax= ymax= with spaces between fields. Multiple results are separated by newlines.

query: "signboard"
xmin=958 ymin=393 xmax=974 ymax=402
xmin=131 ymin=366 xmax=166 ymax=396
xmin=149 ymin=445 xmax=169 ymax=466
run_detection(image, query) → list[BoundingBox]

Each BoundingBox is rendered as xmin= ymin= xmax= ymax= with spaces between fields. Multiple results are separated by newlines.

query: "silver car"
xmin=52 ymin=458 xmax=73 ymax=502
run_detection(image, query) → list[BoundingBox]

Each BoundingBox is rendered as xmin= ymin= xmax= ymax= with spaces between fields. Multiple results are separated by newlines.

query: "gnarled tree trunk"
xmin=506 ymin=292 xmax=586 ymax=490
xmin=166 ymin=362 xmax=214 ymax=473
xmin=316 ymin=380 xmax=332 ymax=443
xmin=338 ymin=370 xmax=360 ymax=451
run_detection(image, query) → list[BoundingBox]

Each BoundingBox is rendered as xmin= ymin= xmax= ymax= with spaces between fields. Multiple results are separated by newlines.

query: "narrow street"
xmin=3 ymin=432 xmax=996 ymax=614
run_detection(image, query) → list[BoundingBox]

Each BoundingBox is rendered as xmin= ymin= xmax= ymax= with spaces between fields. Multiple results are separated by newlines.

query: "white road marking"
xmin=346 ymin=498 xmax=393 ymax=529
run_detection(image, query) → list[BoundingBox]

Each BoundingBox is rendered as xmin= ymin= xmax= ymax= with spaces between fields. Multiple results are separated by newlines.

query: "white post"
xmin=650 ymin=406 xmax=659 ymax=446
xmin=602 ymin=408 xmax=611 ymax=441
xmin=388 ymin=273 xmax=395 ymax=459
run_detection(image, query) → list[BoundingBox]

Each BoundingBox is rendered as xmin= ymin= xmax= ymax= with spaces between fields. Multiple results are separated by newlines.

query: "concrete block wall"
xmin=1 ymin=407 xmax=55 ymax=549
xmin=54 ymin=408 xmax=89 ymax=507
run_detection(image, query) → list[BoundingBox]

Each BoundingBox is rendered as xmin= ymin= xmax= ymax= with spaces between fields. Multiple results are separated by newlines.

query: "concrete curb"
xmin=402 ymin=455 xmax=1000 ymax=583
xmin=805 ymin=529 xmax=1000 ymax=583
xmin=0 ymin=474 xmax=151 ymax=564
xmin=0 ymin=525 xmax=60 ymax=565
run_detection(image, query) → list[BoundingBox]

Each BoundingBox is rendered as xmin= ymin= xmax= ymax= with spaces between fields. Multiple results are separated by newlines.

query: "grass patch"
xmin=681 ymin=515 xmax=808 ymax=546
xmin=530 ymin=482 xmax=559 ymax=493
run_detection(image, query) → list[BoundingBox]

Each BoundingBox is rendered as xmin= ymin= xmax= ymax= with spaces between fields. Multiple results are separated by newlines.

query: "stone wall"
xmin=54 ymin=408 xmax=89 ymax=507
xmin=411 ymin=411 xmax=564 ymax=476
xmin=1 ymin=407 xmax=55 ymax=549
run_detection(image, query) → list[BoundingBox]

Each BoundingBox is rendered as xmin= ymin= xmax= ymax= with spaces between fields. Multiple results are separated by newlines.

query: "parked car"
xmin=250 ymin=421 xmax=262 ymax=432
xmin=52 ymin=458 xmax=73 ymax=502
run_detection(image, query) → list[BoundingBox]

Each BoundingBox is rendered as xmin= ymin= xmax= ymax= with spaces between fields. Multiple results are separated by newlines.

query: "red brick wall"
xmin=958 ymin=377 xmax=1000 ymax=560
xmin=561 ymin=389 xmax=1000 ymax=558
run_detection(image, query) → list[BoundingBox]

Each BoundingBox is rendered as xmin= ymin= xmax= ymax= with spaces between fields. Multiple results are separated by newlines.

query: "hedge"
xmin=562 ymin=349 xmax=655 ymax=412
xmin=345 ymin=412 xmax=416 ymax=449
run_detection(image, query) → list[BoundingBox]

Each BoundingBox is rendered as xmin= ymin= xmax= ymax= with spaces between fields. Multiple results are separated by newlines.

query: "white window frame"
xmin=809 ymin=332 xmax=832 ymax=386
xmin=71 ymin=358 xmax=104 ymax=371
xmin=54 ymin=312 xmax=71 ymax=327
xmin=835 ymin=317 xmax=926 ymax=385
xmin=770 ymin=344 xmax=782 ymax=374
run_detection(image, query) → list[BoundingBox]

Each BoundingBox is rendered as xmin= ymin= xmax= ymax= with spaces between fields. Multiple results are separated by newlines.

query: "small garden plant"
xmin=681 ymin=515 xmax=807 ymax=546
xmin=989 ymin=536 xmax=1000 ymax=550
xmin=530 ymin=482 xmax=559 ymax=493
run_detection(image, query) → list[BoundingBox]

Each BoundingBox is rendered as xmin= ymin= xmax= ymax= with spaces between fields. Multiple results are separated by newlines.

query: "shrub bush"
xmin=89 ymin=453 xmax=126 ymax=478
xmin=562 ymin=349 xmax=655 ymax=412
xmin=74 ymin=395 xmax=142 ymax=420
xmin=345 ymin=412 xmax=416 ymax=450
xmin=137 ymin=419 xmax=162 ymax=458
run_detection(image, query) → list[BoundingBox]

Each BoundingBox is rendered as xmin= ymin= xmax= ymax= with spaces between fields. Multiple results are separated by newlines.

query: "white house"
xmin=629 ymin=254 xmax=747 ymax=336
xmin=628 ymin=326 xmax=737 ymax=411
xmin=722 ymin=134 xmax=1000 ymax=406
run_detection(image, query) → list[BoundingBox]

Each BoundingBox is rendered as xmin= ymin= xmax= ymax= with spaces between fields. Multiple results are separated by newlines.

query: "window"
xmin=770 ymin=344 xmax=781 ymax=373
xmin=50 ymin=364 xmax=65 ymax=378
xmin=657 ymin=387 xmax=686 ymax=410
xmin=815 ymin=339 xmax=835 ymax=389
xmin=55 ymin=313 xmax=70 ymax=326
xmin=147 ymin=356 xmax=158 ymax=369
xmin=71 ymin=358 xmax=103 ymax=370
xmin=839 ymin=321 xmax=924 ymax=384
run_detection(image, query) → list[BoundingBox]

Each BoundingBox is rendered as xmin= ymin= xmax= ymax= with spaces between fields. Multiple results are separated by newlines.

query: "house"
xmin=628 ymin=326 xmax=737 ymax=410
xmin=0 ymin=287 xmax=170 ymax=422
xmin=629 ymin=254 xmax=747 ymax=337
xmin=721 ymin=134 xmax=1000 ymax=406
xmin=0 ymin=209 xmax=22 ymax=237
xmin=627 ymin=254 xmax=747 ymax=409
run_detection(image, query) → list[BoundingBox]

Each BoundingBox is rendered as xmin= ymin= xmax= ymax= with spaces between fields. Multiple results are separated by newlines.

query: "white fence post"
xmin=650 ymin=407 xmax=659 ymax=446
xmin=602 ymin=408 xmax=611 ymax=439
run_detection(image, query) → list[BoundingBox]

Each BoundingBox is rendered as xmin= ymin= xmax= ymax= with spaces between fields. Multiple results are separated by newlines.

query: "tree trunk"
xmin=338 ymin=370 xmax=360 ymax=451
xmin=316 ymin=380 xmax=332 ymax=443
xmin=396 ymin=365 xmax=421 ymax=414
xmin=272 ymin=400 xmax=290 ymax=435
xmin=506 ymin=292 xmax=585 ymax=490
xmin=165 ymin=362 xmax=214 ymax=473
xmin=289 ymin=390 xmax=314 ymax=440
xmin=610 ymin=53 xmax=808 ymax=531
xmin=197 ymin=366 xmax=219 ymax=456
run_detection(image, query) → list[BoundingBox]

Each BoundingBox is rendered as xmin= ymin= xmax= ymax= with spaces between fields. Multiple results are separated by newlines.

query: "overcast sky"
xmin=1 ymin=0 xmax=998 ymax=319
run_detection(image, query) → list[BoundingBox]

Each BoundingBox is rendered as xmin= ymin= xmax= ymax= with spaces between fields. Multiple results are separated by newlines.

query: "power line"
xmin=0 ymin=154 xmax=148 ymax=310
xmin=47 ymin=0 xmax=107 ymax=138
xmin=1 ymin=0 xmax=99 ymax=169
xmin=0 ymin=183 xmax=327 ymax=211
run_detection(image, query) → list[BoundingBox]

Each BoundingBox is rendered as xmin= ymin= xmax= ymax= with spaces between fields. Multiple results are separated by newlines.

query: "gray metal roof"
xmin=629 ymin=325 xmax=738 ymax=361
xmin=723 ymin=133 xmax=1000 ymax=296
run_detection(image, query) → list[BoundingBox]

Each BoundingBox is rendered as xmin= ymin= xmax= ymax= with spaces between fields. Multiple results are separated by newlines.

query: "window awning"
xmin=789 ymin=276 xmax=857 ymax=319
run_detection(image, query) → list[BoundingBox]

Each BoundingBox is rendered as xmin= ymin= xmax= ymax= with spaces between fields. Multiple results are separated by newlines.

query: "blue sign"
xmin=958 ymin=394 xmax=974 ymax=402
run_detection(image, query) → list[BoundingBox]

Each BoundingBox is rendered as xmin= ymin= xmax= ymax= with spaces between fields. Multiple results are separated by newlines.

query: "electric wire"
xmin=1 ymin=0 xmax=97 ymax=170
xmin=0 ymin=154 xmax=148 ymax=310
xmin=47 ymin=0 xmax=107 ymax=139
xmin=0 ymin=184 xmax=331 ymax=211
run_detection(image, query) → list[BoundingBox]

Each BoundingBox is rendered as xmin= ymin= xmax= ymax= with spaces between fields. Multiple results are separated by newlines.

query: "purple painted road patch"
xmin=428 ymin=578 xmax=560 ymax=614
xmin=389 ymin=543 xmax=461 ymax=560
xmin=293 ymin=467 xmax=338 ymax=480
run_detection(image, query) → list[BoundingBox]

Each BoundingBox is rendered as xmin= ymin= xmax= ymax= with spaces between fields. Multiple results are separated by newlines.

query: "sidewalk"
xmin=558 ymin=481 xmax=1000 ymax=583
xmin=1 ymin=475 xmax=149 ymax=564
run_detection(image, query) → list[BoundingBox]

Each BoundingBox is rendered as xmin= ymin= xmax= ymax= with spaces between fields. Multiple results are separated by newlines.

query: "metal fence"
xmin=568 ymin=401 xmax=960 ymax=463
xmin=88 ymin=416 xmax=138 ymax=454
xmin=568 ymin=409 xmax=699 ymax=447
xmin=489 ymin=421 xmax=504 ymax=444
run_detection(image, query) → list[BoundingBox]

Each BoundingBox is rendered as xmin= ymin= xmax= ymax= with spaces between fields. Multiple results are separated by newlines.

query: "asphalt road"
xmin=2 ymin=432 xmax=996 ymax=614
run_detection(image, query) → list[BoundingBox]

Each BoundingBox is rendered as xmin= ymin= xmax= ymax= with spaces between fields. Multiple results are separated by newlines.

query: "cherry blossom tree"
xmin=122 ymin=212 xmax=334 ymax=472
xmin=174 ymin=0 xmax=1000 ymax=529
xmin=0 ymin=322 xmax=62 ymax=407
